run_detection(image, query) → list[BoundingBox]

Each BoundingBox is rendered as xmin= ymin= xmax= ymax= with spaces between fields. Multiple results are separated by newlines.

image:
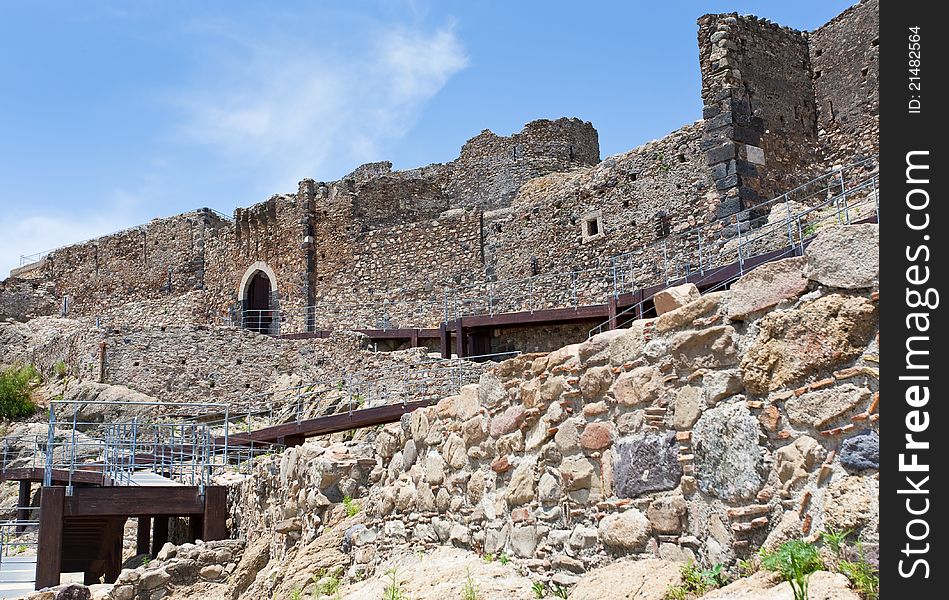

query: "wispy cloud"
xmin=173 ymin=18 xmax=468 ymax=190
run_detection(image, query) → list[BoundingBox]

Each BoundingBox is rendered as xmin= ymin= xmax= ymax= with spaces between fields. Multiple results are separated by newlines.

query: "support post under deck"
xmin=35 ymin=486 xmax=65 ymax=590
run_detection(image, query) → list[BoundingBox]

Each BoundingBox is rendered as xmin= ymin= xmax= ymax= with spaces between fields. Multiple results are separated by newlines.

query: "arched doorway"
xmin=239 ymin=262 xmax=278 ymax=334
xmin=245 ymin=271 xmax=271 ymax=333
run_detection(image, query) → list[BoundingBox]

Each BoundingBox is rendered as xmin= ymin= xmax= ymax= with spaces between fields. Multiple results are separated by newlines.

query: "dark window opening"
xmin=871 ymin=38 xmax=879 ymax=47
xmin=861 ymin=67 xmax=869 ymax=77
xmin=587 ymin=219 xmax=599 ymax=236
xmin=622 ymin=200 xmax=630 ymax=208
xmin=678 ymin=153 xmax=687 ymax=163
xmin=631 ymin=173 xmax=637 ymax=182
xmin=815 ymin=48 xmax=823 ymax=57
xmin=655 ymin=211 xmax=672 ymax=239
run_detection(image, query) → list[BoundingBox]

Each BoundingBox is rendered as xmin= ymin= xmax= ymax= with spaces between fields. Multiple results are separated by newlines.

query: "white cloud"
xmin=173 ymin=20 xmax=468 ymax=190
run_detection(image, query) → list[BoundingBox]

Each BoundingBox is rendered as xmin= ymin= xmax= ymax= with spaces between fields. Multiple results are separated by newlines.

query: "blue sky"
xmin=0 ymin=0 xmax=855 ymax=276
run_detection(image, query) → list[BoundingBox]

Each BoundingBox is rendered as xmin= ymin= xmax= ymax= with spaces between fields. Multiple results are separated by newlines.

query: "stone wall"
xmin=810 ymin=0 xmax=880 ymax=167
xmin=0 ymin=277 xmax=59 ymax=322
xmin=698 ymin=14 xmax=823 ymax=218
xmin=230 ymin=224 xmax=880 ymax=586
xmin=29 ymin=210 xmax=229 ymax=318
xmin=447 ymin=118 xmax=600 ymax=211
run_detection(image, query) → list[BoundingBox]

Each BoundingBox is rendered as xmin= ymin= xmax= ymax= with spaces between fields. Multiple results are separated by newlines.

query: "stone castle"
xmin=1 ymin=1 xmax=878 ymax=357
xmin=1 ymin=3 xmax=881 ymax=599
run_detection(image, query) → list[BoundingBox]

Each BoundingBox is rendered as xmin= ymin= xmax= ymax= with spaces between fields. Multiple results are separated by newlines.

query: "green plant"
xmin=0 ymin=364 xmax=40 ymax=419
xmin=531 ymin=581 xmax=547 ymax=598
xmin=838 ymin=544 xmax=879 ymax=600
xmin=664 ymin=562 xmax=729 ymax=600
xmin=343 ymin=495 xmax=361 ymax=517
xmin=737 ymin=558 xmax=758 ymax=576
xmin=498 ymin=553 xmax=510 ymax=566
xmin=760 ymin=540 xmax=824 ymax=600
xmin=383 ymin=568 xmax=407 ymax=600
xmin=551 ymin=583 xmax=568 ymax=599
xmin=311 ymin=569 xmax=341 ymax=596
xmin=53 ymin=360 xmax=69 ymax=379
xmin=461 ymin=568 xmax=479 ymax=600
xmin=289 ymin=589 xmax=302 ymax=600
xmin=483 ymin=553 xmax=495 ymax=563
xmin=820 ymin=528 xmax=853 ymax=558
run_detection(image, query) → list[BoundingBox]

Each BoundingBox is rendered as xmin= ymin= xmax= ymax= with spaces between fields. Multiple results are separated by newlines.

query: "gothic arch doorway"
xmin=239 ymin=262 xmax=277 ymax=334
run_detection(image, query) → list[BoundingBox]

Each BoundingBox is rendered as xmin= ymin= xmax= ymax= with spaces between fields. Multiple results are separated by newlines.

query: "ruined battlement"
xmin=2 ymin=2 xmax=878 ymax=354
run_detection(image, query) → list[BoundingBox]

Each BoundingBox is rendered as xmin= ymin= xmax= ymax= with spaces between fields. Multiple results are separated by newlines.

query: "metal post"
xmin=737 ymin=223 xmax=744 ymax=275
xmin=661 ymin=239 xmax=669 ymax=285
xmin=528 ymin=279 xmax=534 ymax=314
xmin=873 ymin=175 xmax=879 ymax=220
xmin=697 ymin=229 xmax=704 ymax=275
xmin=784 ymin=194 xmax=795 ymax=249
xmin=571 ymin=272 xmax=578 ymax=307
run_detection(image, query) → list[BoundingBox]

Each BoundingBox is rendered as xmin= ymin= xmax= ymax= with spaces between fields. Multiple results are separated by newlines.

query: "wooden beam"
xmin=152 ymin=516 xmax=169 ymax=557
xmin=410 ymin=329 xmax=419 ymax=348
xmin=460 ymin=303 xmax=610 ymax=328
xmin=16 ymin=480 xmax=31 ymax=532
xmin=439 ymin=323 xmax=450 ymax=359
xmin=36 ymin=486 xmax=65 ymax=590
xmin=64 ymin=487 xmax=205 ymax=517
xmin=608 ymin=295 xmax=618 ymax=330
xmin=203 ymin=486 xmax=228 ymax=542
xmin=136 ymin=517 xmax=151 ymax=556
xmin=189 ymin=515 xmax=204 ymax=543
xmin=227 ymin=399 xmax=432 ymax=445
xmin=105 ymin=519 xmax=125 ymax=583
xmin=454 ymin=318 xmax=467 ymax=358
xmin=1 ymin=467 xmax=108 ymax=485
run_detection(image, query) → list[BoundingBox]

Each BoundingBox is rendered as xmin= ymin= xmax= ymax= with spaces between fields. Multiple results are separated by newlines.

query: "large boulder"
xmin=653 ymin=283 xmax=701 ymax=316
xmin=669 ymin=325 xmax=738 ymax=370
xmin=804 ymin=224 xmax=879 ymax=289
xmin=569 ymin=558 xmax=683 ymax=600
xmin=741 ymin=294 xmax=878 ymax=394
xmin=692 ymin=401 xmax=765 ymax=502
xmin=726 ymin=257 xmax=808 ymax=320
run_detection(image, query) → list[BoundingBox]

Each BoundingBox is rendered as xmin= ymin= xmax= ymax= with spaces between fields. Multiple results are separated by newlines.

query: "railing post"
xmin=737 ymin=223 xmax=744 ymax=275
xmin=784 ymin=194 xmax=795 ymax=249
xmin=662 ymin=239 xmax=669 ymax=286
xmin=697 ymin=229 xmax=704 ymax=276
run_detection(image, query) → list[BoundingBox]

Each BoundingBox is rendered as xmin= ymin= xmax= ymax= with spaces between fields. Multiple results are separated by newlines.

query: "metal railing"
xmin=445 ymin=157 xmax=877 ymax=325
xmin=0 ymin=400 xmax=284 ymax=493
xmin=193 ymin=352 xmax=518 ymax=432
xmin=586 ymin=168 xmax=879 ymax=337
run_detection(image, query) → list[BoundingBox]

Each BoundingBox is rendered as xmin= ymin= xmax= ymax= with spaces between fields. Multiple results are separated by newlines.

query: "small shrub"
xmin=760 ymin=540 xmax=824 ymax=600
xmin=531 ymin=581 xmax=547 ymax=598
xmin=737 ymin=558 xmax=758 ymax=577
xmin=289 ymin=589 xmax=302 ymax=600
xmin=820 ymin=528 xmax=853 ymax=557
xmin=664 ymin=562 xmax=729 ymax=600
xmin=551 ymin=583 xmax=568 ymax=599
xmin=461 ymin=568 xmax=479 ymax=600
xmin=0 ymin=364 xmax=40 ymax=419
xmin=498 ymin=553 xmax=511 ymax=566
xmin=53 ymin=360 xmax=69 ymax=379
xmin=483 ymin=553 xmax=495 ymax=563
xmin=838 ymin=544 xmax=879 ymax=600
xmin=343 ymin=495 xmax=361 ymax=517
xmin=383 ymin=568 xmax=407 ymax=600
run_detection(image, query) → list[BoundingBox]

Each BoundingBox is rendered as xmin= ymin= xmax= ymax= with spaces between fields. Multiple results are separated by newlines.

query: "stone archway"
xmin=239 ymin=262 xmax=278 ymax=333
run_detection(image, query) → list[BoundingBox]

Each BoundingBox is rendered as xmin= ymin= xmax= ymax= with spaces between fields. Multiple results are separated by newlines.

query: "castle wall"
xmin=37 ymin=210 xmax=227 ymax=317
xmin=446 ymin=118 xmax=600 ymax=211
xmin=810 ymin=0 xmax=880 ymax=167
xmin=698 ymin=14 xmax=823 ymax=217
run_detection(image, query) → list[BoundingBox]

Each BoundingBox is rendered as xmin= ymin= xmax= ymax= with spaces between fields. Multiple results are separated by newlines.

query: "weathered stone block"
xmin=804 ymin=224 xmax=879 ymax=289
xmin=692 ymin=402 xmax=764 ymax=502
xmin=840 ymin=430 xmax=879 ymax=470
xmin=653 ymin=283 xmax=701 ymax=316
xmin=726 ymin=257 xmax=808 ymax=320
xmin=613 ymin=432 xmax=682 ymax=498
